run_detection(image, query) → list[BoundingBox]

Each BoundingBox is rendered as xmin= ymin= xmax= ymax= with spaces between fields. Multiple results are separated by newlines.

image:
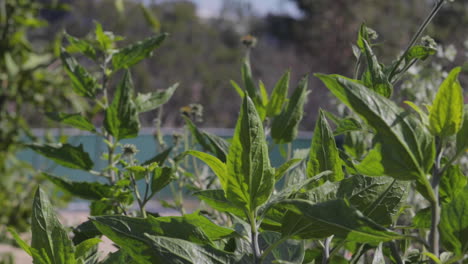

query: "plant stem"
xmin=322 ymin=235 xmax=333 ymax=264
xmin=249 ymin=210 xmax=261 ymax=263
xmin=389 ymin=0 xmax=445 ymax=82
xmin=429 ymin=141 xmax=444 ymax=260
xmin=389 ymin=241 xmax=404 ymax=264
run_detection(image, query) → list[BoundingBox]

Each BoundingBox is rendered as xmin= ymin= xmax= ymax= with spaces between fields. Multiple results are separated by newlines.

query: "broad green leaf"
xmin=31 ymin=188 xmax=75 ymax=264
xmin=27 ymin=143 xmax=93 ymax=170
xmin=144 ymin=235 xmax=239 ymax=264
xmin=440 ymin=164 xmax=467 ymax=203
xmin=259 ymin=231 xmax=304 ymax=264
xmin=142 ymin=147 xmax=172 ymax=166
xmin=226 ymin=96 xmax=275 ymax=211
xmin=337 ymin=175 xmax=409 ymax=225
xmin=46 ymin=112 xmax=95 ymax=132
xmin=361 ymin=39 xmax=392 ymax=97
xmin=307 ymin=110 xmax=344 ymax=183
xmin=412 ymin=207 xmax=431 ymax=229
xmin=194 ymin=190 xmax=245 ymax=218
xmin=259 ymin=171 xmax=333 ymax=217
xmin=104 ymin=70 xmax=140 ymax=140
xmin=322 ymin=110 xmax=363 ymax=135
xmin=134 ymin=83 xmax=178 ymax=113
xmin=271 ymin=76 xmax=309 ymax=144
xmin=112 ymin=34 xmax=167 ymax=70
xmin=440 ymin=186 xmax=468 ymax=256
xmin=151 ymin=166 xmax=174 ymax=193
xmin=64 ymin=33 xmax=96 ymax=60
xmin=316 ymin=74 xmax=435 ymax=201
xmin=92 ymin=212 xmax=236 ymax=246
xmin=280 ymin=199 xmax=402 ymax=244
xmin=266 ymin=70 xmax=290 ymax=117
xmin=99 ymin=250 xmax=136 ymax=264
xmin=429 ymin=67 xmax=464 ymax=137
xmin=44 ymin=173 xmax=113 ymax=200
xmin=274 ymin=158 xmax=302 ymax=181
xmin=186 ymin=150 xmax=228 ymax=191
xmin=183 ymin=116 xmax=228 ymax=162
xmin=405 ymin=45 xmax=436 ymax=62
xmin=139 ymin=4 xmax=161 ymax=33
xmin=456 ymin=105 xmax=468 ymax=154
xmin=60 ymin=51 xmax=98 ymax=98
xmin=404 ymin=101 xmax=429 ymax=125
xmin=75 ymin=238 xmax=101 ymax=261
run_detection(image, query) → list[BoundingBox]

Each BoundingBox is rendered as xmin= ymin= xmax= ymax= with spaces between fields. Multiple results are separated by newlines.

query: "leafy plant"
xmin=8 ymin=0 xmax=468 ymax=263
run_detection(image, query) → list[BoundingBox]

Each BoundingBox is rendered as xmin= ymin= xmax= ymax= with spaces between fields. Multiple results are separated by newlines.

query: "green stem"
xmin=249 ymin=210 xmax=261 ymax=263
xmin=389 ymin=0 xmax=445 ymax=82
xmin=429 ymin=141 xmax=444 ymax=260
xmin=389 ymin=241 xmax=404 ymax=264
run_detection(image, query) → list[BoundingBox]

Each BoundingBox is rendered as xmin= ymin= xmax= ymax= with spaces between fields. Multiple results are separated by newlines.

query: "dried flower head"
xmin=421 ymin=36 xmax=437 ymax=50
xmin=241 ymin=35 xmax=257 ymax=48
xmin=122 ymin=144 xmax=138 ymax=156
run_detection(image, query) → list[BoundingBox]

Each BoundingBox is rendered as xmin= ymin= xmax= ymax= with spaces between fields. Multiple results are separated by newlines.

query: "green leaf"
xmin=280 ymin=199 xmax=402 ymax=244
xmin=360 ymin=39 xmax=392 ymax=97
xmin=226 ymin=96 xmax=275 ymax=211
xmin=440 ymin=164 xmax=467 ymax=203
xmin=31 ymin=188 xmax=75 ymax=264
xmin=230 ymin=80 xmax=244 ymax=98
xmin=412 ymin=207 xmax=431 ymax=229
xmin=142 ymin=147 xmax=173 ymax=166
xmin=46 ymin=112 xmax=95 ymax=132
xmin=259 ymin=231 xmax=304 ymax=264
xmin=337 ymin=175 xmax=409 ymax=225
xmin=64 ymin=33 xmax=96 ymax=60
xmin=259 ymin=80 xmax=269 ymax=106
xmin=94 ymin=22 xmax=120 ymax=51
xmin=456 ymin=105 xmax=468 ymax=154
xmin=186 ymin=150 xmax=228 ymax=191
xmin=112 ymin=34 xmax=167 ymax=70
xmin=429 ymin=67 xmax=464 ymax=137
xmin=99 ymin=250 xmax=136 ymax=264
xmin=440 ymin=186 xmax=468 ymax=256
xmin=405 ymin=45 xmax=436 ymax=61
xmin=183 ymin=116 xmax=229 ymax=162
xmin=144 ymin=235 xmax=239 ymax=264
xmin=266 ymin=70 xmax=290 ymax=117
xmin=7 ymin=227 xmax=33 ymax=256
xmin=151 ymin=166 xmax=174 ymax=193
xmin=271 ymin=76 xmax=309 ymax=144
xmin=194 ymin=190 xmax=245 ymax=218
xmin=75 ymin=238 xmax=101 ymax=261
xmin=27 ymin=143 xmax=94 ymax=170
xmin=134 ymin=83 xmax=178 ymax=113
xmin=307 ymin=110 xmax=344 ymax=183
xmin=139 ymin=4 xmax=161 ymax=33
xmin=60 ymin=51 xmax=98 ymax=98
xmin=44 ymin=173 xmax=114 ymax=200
xmin=316 ymin=74 xmax=435 ymax=201
xmin=92 ymin=212 xmax=236 ymax=246
xmin=104 ymin=70 xmax=140 ymax=140
xmin=274 ymin=158 xmax=302 ymax=181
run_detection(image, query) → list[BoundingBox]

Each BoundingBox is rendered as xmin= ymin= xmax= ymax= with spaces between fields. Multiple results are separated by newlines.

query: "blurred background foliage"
xmin=7 ymin=0 xmax=468 ymax=129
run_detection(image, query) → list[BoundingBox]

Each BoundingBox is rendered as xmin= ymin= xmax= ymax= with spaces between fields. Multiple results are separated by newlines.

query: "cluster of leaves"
xmin=0 ymin=0 xmax=79 ymax=246
xmin=7 ymin=0 xmax=468 ymax=263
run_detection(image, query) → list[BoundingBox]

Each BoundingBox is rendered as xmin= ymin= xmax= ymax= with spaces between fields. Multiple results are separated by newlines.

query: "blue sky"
xmin=191 ymin=0 xmax=300 ymax=17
